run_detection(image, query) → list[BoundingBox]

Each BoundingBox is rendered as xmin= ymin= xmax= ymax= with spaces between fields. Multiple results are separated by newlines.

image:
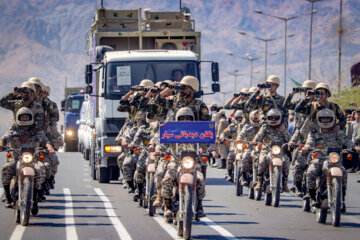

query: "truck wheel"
xmin=110 ymin=166 xmax=120 ymax=180
xmin=97 ymin=166 xmax=110 ymax=183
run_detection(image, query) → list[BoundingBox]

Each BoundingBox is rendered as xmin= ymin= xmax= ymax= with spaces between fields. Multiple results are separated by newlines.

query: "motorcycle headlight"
xmin=22 ymin=153 xmax=33 ymax=163
xmin=271 ymin=145 xmax=281 ymax=155
xmin=66 ymin=130 xmax=73 ymax=136
xmin=182 ymin=157 xmax=195 ymax=169
xmin=236 ymin=143 xmax=243 ymax=151
xmin=329 ymin=152 xmax=340 ymax=164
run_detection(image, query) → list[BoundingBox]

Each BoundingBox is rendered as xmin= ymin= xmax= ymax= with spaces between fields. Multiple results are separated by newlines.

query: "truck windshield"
xmin=65 ymin=96 xmax=84 ymax=113
xmin=105 ymin=61 xmax=199 ymax=95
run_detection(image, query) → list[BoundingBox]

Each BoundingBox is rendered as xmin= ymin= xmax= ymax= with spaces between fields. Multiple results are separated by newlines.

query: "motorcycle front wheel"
xmin=330 ymin=177 xmax=342 ymax=227
xmin=20 ymin=177 xmax=33 ymax=226
xmin=272 ymin=166 xmax=281 ymax=207
xmin=148 ymin=173 xmax=156 ymax=216
xmin=184 ymin=185 xmax=193 ymax=240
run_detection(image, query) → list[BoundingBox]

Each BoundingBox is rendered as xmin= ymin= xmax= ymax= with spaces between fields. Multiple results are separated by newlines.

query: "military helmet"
xmin=16 ymin=107 xmax=34 ymax=126
xmin=302 ymin=80 xmax=316 ymax=89
xmin=180 ymin=75 xmax=199 ymax=91
xmin=163 ymin=80 xmax=173 ymax=85
xmin=155 ymin=81 xmax=162 ymax=88
xmin=20 ymin=81 xmax=36 ymax=94
xmin=209 ymin=102 xmax=218 ymax=109
xmin=139 ymin=79 xmax=154 ymax=88
xmin=234 ymin=110 xmax=243 ymax=118
xmin=317 ymin=108 xmax=335 ymax=129
xmin=218 ymin=109 xmax=226 ymax=117
xmin=249 ymin=87 xmax=258 ymax=93
xmin=175 ymin=107 xmax=195 ymax=121
xmin=249 ymin=110 xmax=261 ymax=127
xmin=240 ymin=88 xmax=249 ymax=94
xmin=266 ymin=75 xmax=280 ymax=86
xmin=266 ymin=108 xmax=282 ymax=126
xmin=315 ymin=82 xmax=331 ymax=97
xmin=27 ymin=77 xmax=44 ymax=90
xmin=43 ymin=84 xmax=50 ymax=95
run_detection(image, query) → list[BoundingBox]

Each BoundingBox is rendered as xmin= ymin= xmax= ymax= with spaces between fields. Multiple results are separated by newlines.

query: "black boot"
xmin=294 ymin=181 xmax=303 ymax=198
xmin=43 ymin=181 xmax=50 ymax=195
xmin=309 ymin=189 xmax=319 ymax=208
xmin=282 ymin=176 xmax=290 ymax=193
xmin=38 ymin=186 xmax=46 ymax=202
xmin=49 ymin=176 xmax=55 ymax=189
xmin=3 ymin=185 xmax=12 ymax=208
xmin=127 ymin=181 xmax=135 ymax=193
xmin=217 ymin=159 xmax=226 ymax=169
xmin=240 ymin=173 xmax=249 ymax=186
xmin=31 ymin=189 xmax=39 ymax=216
xmin=133 ymin=183 xmax=143 ymax=202
xmin=227 ymin=169 xmax=233 ymax=182
xmin=164 ymin=199 xmax=173 ymax=223
xmin=196 ymin=200 xmax=206 ymax=218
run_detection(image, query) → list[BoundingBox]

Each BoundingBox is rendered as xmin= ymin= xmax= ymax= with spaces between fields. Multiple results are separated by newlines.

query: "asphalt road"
xmin=0 ymin=152 xmax=360 ymax=240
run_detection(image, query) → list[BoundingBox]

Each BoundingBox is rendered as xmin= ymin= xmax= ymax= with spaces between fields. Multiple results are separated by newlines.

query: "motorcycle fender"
xmin=329 ymin=167 xmax=343 ymax=177
xmin=272 ymin=157 xmax=283 ymax=166
xmin=22 ymin=167 xmax=35 ymax=177
xmin=180 ymin=173 xmax=194 ymax=185
xmin=147 ymin=163 xmax=156 ymax=173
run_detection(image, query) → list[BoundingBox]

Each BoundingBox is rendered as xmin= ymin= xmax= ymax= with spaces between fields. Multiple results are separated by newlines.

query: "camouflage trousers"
xmin=306 ymin=158 xmax=347 ymax=190
xmin=134 ymin=151 xmax=147 ymax=184
xmin=122 ymin=153 xmax=138 ymax=182
xmin=37 ymin=161 xmax=48 ymax=184
xmin=161 ymin=163 xmax=205 ymax=200
xmin=155 ymin=159 xmax=169 ymax=191
xmin=47 ymin=154 xmax=59 ymax=177
xmin=1 ymin=160 xmax=43 ymax=190
xmin=226 ymin=151 xmax=235 ymax=171
xmin=217 ymin=142 xmax=229 ymax=159
xmin=293 ymin=150 xmax=309 ymax=183
xmin=240 ymin=150 xmax=253 ymax=173
xmin=117 ymin=152 xmax=127 ymax=170
xmin=258 ymin=151 xmax=290 ymax=177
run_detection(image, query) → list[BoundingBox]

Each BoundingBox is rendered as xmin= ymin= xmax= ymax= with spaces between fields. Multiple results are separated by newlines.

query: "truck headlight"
xmin=22 ymin=153 xmax=33 ymax=163
xmin=66 ymin=130 xmax=74 ymax=136
xmin=271 ymin=145 xmax=281 ymax=155
xmin=182 ymin=157 xmax=194 ymax=169
xmin=329 ymin=152 xmax=340 ymax=163
xmin=105 ymin=146 xmax=122 ymax=153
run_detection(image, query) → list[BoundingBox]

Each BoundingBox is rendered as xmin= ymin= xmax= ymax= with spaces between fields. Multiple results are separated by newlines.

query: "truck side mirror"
xmin=85 ymin=64 xmax=93 ymax=84
xmin=212 ymin=83 xmax=220 ymax=93
xmin=85 ymin=85 xmax=93 ymax=94
xmin=61 ymin=100 xmax=65 ymax=112
xmin=211 ymin=62 xmax=219 ymax=82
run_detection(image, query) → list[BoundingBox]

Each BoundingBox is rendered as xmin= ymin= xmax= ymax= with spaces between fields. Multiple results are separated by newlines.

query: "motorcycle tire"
xmin=177 ymin=220 xmax=184 ymax=236
xmin=330 ymin=177 xmax=342 ymax=227
xmin=20 ymin=177 xmax=33 ymax=226
xmin=272 ymin=166 xmax=281 ymax=207
xmin=184 ymin=185 xmax=193 ymax=240
xmin=148 ymin=173 xmax=156 ymax=217
xmin=235 ymin=168 xmax=242 ymax=196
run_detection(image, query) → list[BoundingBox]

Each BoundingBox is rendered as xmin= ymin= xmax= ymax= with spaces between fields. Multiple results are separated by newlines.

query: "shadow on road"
xmin=206 ymin=212 xmax=244 ymax=216
xmin=50 ymin=193 xmax=102 ymax=197
xmin=341 ymin=222 xmax=360 ymax=228
xmin=30 ymin=222 xmax=113 ymax=227
xmin=44 ymin=199 xmax=106 ymax=204
xmin=194 ymin=221 xmax=258 ymax=226
xmin=36 ymin=214 xmax=110 ymax=219
xmin=206 ymin=177 xmax=233 ymax=186
xmin=39 ymin=206 xmax=113 ymax=210
xmin=280 ymin=204 xmax=302 ymax=209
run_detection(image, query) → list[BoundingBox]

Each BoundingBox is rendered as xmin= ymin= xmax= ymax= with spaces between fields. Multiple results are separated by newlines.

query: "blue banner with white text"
xmin=159 ymin=121 xmax=216 ymax=144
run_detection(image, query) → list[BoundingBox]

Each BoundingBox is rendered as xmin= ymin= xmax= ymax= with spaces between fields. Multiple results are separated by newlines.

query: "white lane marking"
xmin=202 ymin=217 xmax=237 ymax=240
xmin=151 ymin=214 xmax=181 ymax=239
xmin=63 ymin=188 xmax=78 ymax=240
xmin=9 ymin=225 xmax=26 ymax=240
xmin=94 ymin=188 xmax=132 ymax=240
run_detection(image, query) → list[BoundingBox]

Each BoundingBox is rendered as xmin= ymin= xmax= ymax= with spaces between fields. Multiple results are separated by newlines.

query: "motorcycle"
xmin=6 ymin=147 xmax=45 ymax=226
xmin=305 ymin=148 xmax=344 ymax=227
xmin=234 ymin=141 xmax=246 ymax=196
xmin=248 ymin=143 xmax=262 ymax=200
xmin=176 ymin=150 xmax=199 ymax=240
xmin=262 ymin=144 xmax=287 ymax=207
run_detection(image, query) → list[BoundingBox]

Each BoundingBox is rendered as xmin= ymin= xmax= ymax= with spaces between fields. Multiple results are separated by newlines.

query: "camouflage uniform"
xmin=131 ymin=125 xmax=151 ymax=184
xmin=0 ymin=93 xmax=45 ymax=132
xmin=253 ymin=124 xmax=291 ymax=177
xmin=1 ymin=126 xmax=49 ymax=190
xmin=247 ymin=91 xmax=287 ymax=124
xmin=221 ymin=120 xmax=241 ymax=176
xmin=217 ymin=118 xmax=229 ymax=160
xmin=237 ymin=123 xmax=260 ymax=174
xmin=304 ymin=129 xmax=354 ymax=191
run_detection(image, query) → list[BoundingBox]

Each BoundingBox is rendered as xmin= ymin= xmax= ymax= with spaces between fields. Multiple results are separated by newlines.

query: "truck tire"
xmin=97 ymin=166 xmax=110 ymax=183
xmin=110 ymin=166 xmax=120 ymax=180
